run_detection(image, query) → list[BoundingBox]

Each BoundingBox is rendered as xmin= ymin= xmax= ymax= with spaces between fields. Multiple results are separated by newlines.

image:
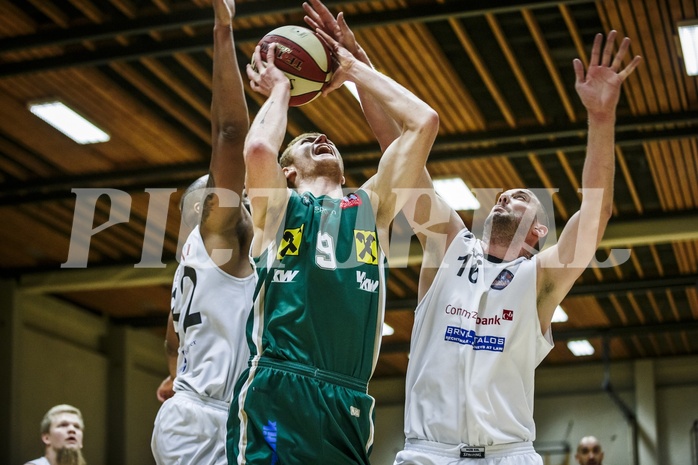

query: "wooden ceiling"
xmin=2 ymin=0 xmax=697 ymax=379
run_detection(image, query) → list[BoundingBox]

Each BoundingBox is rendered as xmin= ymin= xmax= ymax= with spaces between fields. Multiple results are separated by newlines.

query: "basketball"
xmin=255 ymin=25 xmax=334 ymax=107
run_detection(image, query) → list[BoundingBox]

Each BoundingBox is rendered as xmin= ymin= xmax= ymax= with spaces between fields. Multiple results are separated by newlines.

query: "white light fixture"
xmin=567 ymin=339 xmax=595 ymax=356
xmin=433 ymin=177 xmax=481 ymax=211
xmin=552 ymin=305 xmax=568 ymax=323
xmin=678 ymin=20 xmax=698 ymax=76
xmin=344 ymin=81 xmax=360 ymax=101
xmin=28 ymin=100 xmax=110 ymax=144
xmin=382 ymin=323 xmax=395 ymax=337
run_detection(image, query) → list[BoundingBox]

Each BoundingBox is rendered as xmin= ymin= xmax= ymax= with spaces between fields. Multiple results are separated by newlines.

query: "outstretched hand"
xmin=315 ymin=28 xmax=358 ymax=95
xmin=246 ymin=43 xmax=290 ymax=97
xmin=303 ymin=0 xmax=360 ymax=56
xmin=574 ymin=30 xmax=642 ymax=118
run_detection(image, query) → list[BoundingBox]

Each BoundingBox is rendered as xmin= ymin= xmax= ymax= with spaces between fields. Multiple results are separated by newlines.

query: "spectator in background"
xmin=25 ymin=404 xmax=86 ymax=465
xmin=575 ymin=436 xmax=605 ymax=465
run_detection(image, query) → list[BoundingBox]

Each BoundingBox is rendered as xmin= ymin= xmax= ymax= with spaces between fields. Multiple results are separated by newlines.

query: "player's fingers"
xmin=308 ymin=0 xmax=334 ymax=25
xmin=611 ymin=36 xmax=630 ymax=72
xmin=316 ymin=28 xmax=338 ymax=52
xmin=589 ymin=33 xmax=603 ymax=66
xmin=618 ymin=55 xmax=642 ymax=80
xmin=304 ymin=16 xmax=321 ymax=32
xmin=572 ymin=58 xmax=584 ymax=84
xmin=246 ymin=63 xmax=258 ymax=80
xmin=266 ymin=43 xmax=277 ymax=65
xmin=302 ymin=3 xmax=322 ymax=26
xmin=337 ymin=13 xmax=354 ymax=39
xmin=249 ymin=80 xmax=261 ymax=94
xmin=601 ymin=30 xmax=616 ymax=67
xmin=251 ymin=45 xmax=264 ymax=71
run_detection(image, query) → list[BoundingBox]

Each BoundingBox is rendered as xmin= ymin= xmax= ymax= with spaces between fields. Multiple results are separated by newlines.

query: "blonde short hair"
xmin=40 ymin=404 xmax=84 ymax=435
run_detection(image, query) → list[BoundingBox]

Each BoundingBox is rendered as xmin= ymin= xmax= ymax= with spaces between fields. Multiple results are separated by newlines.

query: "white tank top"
xmin=27 ymin=457 xmax=50 ymax=465
xmin=404 ymin=228 xmax=553 ymax=446
xmin=171 ymin=226 xmax=256 ymax=403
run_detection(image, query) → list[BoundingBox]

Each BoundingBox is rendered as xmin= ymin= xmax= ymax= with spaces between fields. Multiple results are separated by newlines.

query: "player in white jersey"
xmin=168 ymin=226 xmax=254 ymax=402
xmin=150 ymin=0 xmax=254 ymax=464
xmin=405 ymin=230 xmax=551 ymax=448
xmin=395 ymin=32 xmax=641 ymax=465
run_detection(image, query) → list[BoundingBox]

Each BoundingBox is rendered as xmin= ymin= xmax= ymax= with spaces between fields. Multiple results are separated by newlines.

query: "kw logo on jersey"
xmin=277 ymin=225 xmax=304 ymax=260
xmin=272 ymin=269 xmax=299 ymax=283
xmin=444 ymin=326 xmax=506 ymax=352
xmin=356 ymin=271 xmax=379 ymax=293
xmin=354 ymin=230 xmax=378 ymax=265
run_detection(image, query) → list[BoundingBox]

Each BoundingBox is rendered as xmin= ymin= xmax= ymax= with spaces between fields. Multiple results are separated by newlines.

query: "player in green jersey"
xmin=226 ymin=9 xmax=439 ymax=465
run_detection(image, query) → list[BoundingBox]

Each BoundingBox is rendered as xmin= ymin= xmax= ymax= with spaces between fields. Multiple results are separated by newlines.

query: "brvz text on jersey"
xmin=444 ymin=326 xmax=506 ymax=352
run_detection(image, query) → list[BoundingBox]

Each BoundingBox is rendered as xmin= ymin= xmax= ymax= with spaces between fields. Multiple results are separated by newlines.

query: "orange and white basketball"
xmin=256 ymin=25 xmax=334 ymax=106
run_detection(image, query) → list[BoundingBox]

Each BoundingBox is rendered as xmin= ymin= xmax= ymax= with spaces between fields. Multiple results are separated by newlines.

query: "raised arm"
xmin=200 ymin=0 xmax=251 ymax=275
xmin=303 ymin=0 xmax=400 ymax=151
xmin=316 ymin=31 xmax=439 ymax=243
xmin=536 ymin=31 xmax=641 ymax=332
xmin=401 ymin=169 xmax=465 ymax=300
xmin=306 ymin=1 xmax=448 ymax=276
xmin=243 ymin=44 xmax=293 ymax=256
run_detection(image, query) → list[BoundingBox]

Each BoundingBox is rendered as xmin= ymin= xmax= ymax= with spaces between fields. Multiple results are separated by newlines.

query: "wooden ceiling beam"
xmin=2 ymin=111 xmax=697 ymax=206
xmin=485 ymin=13 xmax=546 ymax=125
xmin=26 ymin=0 xmax=70 ymax=29
xmin=0 ymin=0 xmax=594 ymax=77
xmin=600 ymin=214 xmax=698 ymax=248
xmin=448 ymin=18 xmax=515 ymax=128
xmin=0 ymin=0 xmax=373 ymax=55
xmin=522 ymin=8 xmax=577 ymax=123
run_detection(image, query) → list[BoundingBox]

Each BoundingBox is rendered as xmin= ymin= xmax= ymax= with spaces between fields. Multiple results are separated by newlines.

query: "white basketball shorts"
xmin=151 ymin=391 xmax=229 ymax=465
xmin=394 ymin=439 xmax=544 ymax=465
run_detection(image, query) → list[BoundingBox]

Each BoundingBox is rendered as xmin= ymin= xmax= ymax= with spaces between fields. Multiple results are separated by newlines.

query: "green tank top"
xmin=249 ymin=189 xmax=387 ymax=382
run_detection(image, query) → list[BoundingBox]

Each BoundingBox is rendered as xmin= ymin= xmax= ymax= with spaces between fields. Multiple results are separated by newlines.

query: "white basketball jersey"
xmin=26 ymin=457 xmax=50 ymax=465
xmin=171 ymin=226 xmax=256 ymax=402
xmin=404 ymin=228 xmax=553 ymax=446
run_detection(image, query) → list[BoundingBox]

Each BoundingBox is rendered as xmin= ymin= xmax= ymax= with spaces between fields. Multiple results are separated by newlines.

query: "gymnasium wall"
xmin=4 ymin=287 xmax=165 ymax=465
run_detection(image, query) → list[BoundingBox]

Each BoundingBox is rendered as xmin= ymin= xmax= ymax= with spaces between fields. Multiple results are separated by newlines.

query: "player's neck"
xmin=45 ymin=449 xmax=57 ymax=465
xmin=295 ymin=176 xmax=343 ymax=199
xmin=481 ymin=237 xmax=531 ymax=262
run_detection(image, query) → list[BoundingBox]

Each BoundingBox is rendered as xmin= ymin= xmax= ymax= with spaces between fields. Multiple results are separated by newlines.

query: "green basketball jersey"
xmin=249 ymin=189 xmax=387 ymax=382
